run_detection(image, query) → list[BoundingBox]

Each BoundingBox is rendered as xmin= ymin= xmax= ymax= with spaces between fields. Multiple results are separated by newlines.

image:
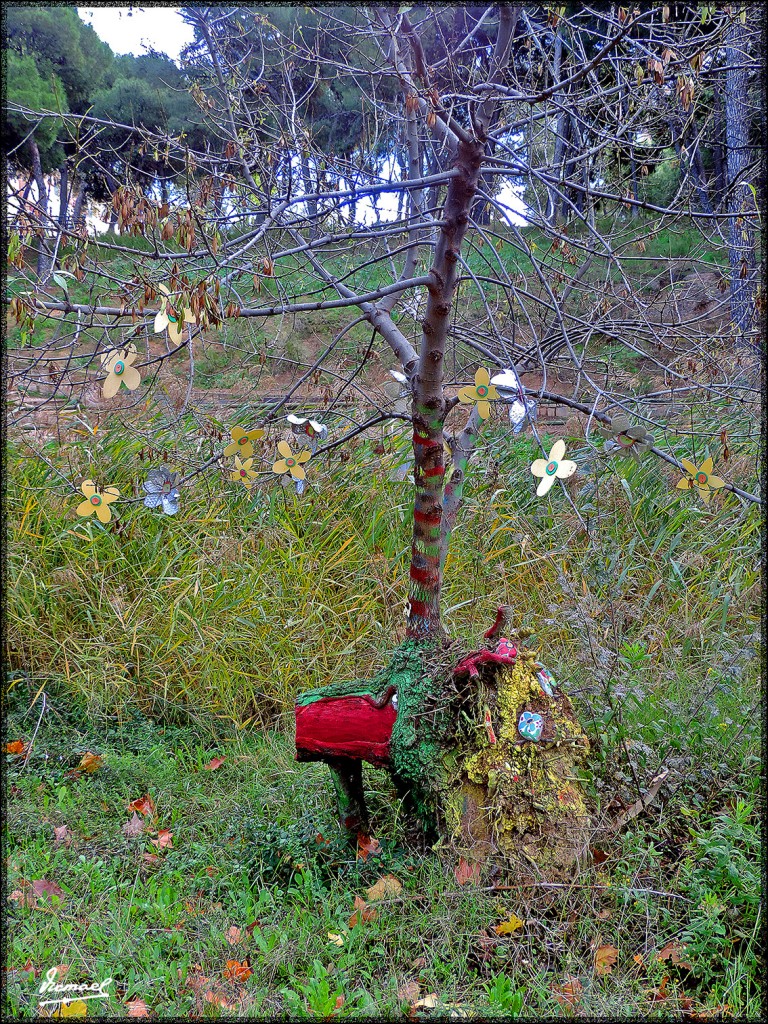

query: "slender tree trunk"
xmin=407 ymin=140 xmax=483 ymax=640
xmin=28 ymin=137 xmax=52 ymax=281
xmin=301 ymin=152 xmax=318 ymax=239
xmin=58 ymin=161 xmax=69 ymax=229
xmin=71 ymin=182 xmax=87 ymax=231
xmin=724 ymin=11 xmax=758 ymax=349
xmin=711 ymin=81 xmax=727 ymax=209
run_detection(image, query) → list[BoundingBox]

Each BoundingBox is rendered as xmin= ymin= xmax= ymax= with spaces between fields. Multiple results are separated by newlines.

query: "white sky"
xmin=78 ymin=7 xmax=193 ymax=61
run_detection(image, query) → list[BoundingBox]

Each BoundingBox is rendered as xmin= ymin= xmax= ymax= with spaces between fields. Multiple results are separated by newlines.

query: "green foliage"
xmin=5 ymin=51 xmax=68 ymax=171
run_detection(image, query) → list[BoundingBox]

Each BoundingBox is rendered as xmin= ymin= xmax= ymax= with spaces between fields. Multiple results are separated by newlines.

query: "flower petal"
xmin=475 ymin=367 xmax=491 ymax=387
xmin=95 ymin=502 xmax=113 ymax=523
xmin=277 ymin=440 xmax=293 ymax=460
xmin=224 ymin=440 xmax=249 ymax=458
xmin=162 ymin=495 xmax=180 ymax=515
xmin=707 ymin=475 xmax=726 ymax=490
xmin=477 ymin=401 xmax=491 ymax=419
xmin=154 ymin=310 xmax=168 ymax=334
xmin=122 ymin=365 xmax=142 ymax=391
xmin=80 ymin=480 xmax=97 ymax=499
xmin=457 ymin=386 xmax=477 ymax=405
xmin=490 ymin=369 xmax=520 ymax=389
xmin=676 ymin=477 xmax=694 ymax=490
xmin=549 ymin=439 xmax=566 ymax=462
xmin=168 ymin=319 xmax=183 ymax=345
xmin=286 ymin=414 xmax=304 ymax=425
xmin=699 ymin=457 xmax=714 ymax=475
xmin=144 ymin=493 xmax=163 ymax=508
xmin=555 ymin=459 xmax=578 ymax=479
xmin=290 ymin=464 xmax=306 ymax=481
xmin=158 ymin=284 xmax=170 ymax=297
xmin=102 ymin=374 xmax=120 ymax=399
xmin=183 ymin=307 xmax=196 ymax=323
xmin=530 ymin=458 xmax=548 ymax=477
xmin=611 ymin=414 xmax=631 ymax=433
xmin=76 ymin=498 xmax=94 ymax=517
xmin=101 ymin=487 xmax=120 ymax=503
xmin=272 ymin=459 xmax=289 ymax=475
xmin=698 ymin=487 xmax=711 ymax=504
xmin=680 ymin=458 xmax=698 ymax=477
xmin=296 ymin=450 xmax=312 ymax=464
xmin=536 ymin=474 xmax=557 ymax=496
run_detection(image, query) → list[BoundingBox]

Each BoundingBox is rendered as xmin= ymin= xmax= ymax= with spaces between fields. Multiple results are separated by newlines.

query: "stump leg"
xmin=326 ymin=756 xmax=369 ymax=833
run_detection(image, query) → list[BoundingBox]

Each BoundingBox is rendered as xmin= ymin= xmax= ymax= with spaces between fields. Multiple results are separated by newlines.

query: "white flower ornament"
xmin=153 ymin=284 xmax=195 ymax=344
xmin=530 ymin=439 xmax=577 ymax=496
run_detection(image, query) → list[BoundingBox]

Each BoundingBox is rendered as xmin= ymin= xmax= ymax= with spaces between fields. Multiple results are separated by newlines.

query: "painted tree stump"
xmin=295 ymin=610 xmax=593 ymax=879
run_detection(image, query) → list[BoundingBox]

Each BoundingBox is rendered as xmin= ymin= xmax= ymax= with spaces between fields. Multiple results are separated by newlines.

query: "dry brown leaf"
xmin=203 ymin=756 xmax=226 ymax=771
xmin=646 ymin=975 xmax=669 ymax=1002
xmin=454 ymin=857 xmax=481 ymax=886
xmin=128 ymin=795 xmax=155 ymax=817
xmin=413 ymin=993 xmax=438 ymax=1009
xmin=141 ymin=853 xmax=160 ymax=866
xmin=398 ymin=980 xmax=420 ymax=1003
xmin=366 ymin=874 xmax=403 ymax=901
xmin=78 ymin=751 xmax=103 ymax=773
xmin=327 ymin=932 xmax=345 ymax=946
xmin=203 ymin=990 xmax=233 ymax=1010
xmin=657 ymin=940 xmax=692 ymax=969
xmin=150 ymin=829 xmax=173 ymax=849
xmin=8 ymin=888 xmax=39 ymax=909
xmin=122 ymin=813 xmax=144 ymax=838
xmin=32 ymin=879 xmax=66 ymax=903
xmin=551 ymin=976 xmax=583 ymax=1009
xmin=225 ymin=926 xmax=242 ymax=946
xmin=594 ymin=944 xmax=619 ymax=975
xmin=348 ymin=895 xmax=377 ymax=928
xmin=53 ymin=825 xmax=72 ymax=847
xmin=126 ymin=997 xmax=150 ymax=1017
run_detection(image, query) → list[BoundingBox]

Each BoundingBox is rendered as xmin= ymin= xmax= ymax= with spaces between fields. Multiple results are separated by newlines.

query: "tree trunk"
xmin=28 ymin=137 xmax=52 ymax=282
xmin=58 ymin=161 xmax=69 ymax=229
xmin=725 ymin=12 xmax=758 ymax=350
xmin=72 ymin=182 xmax=87 ymax=231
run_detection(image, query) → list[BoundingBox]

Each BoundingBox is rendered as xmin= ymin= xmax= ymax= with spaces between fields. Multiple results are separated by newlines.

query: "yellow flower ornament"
xmin=458 ymin=368 xmax=499 ymax=420
xmin=75 ymin=479 xmax=120 ymax=523
xmin=676 ymin=457 xmax=726 ymax=504
xmin=101 ymin=344 xmax=141 ymax=398
xmin=272 ymin=440 xmax=311 ymax=481
xmin=223 ymin=426 xmax=265 ymax=459
xmin=230 ymin=455 xmax=257 ymax=489
xmin=530 ymin=439 xmax=577 ymax=496
xmin=153 ymin=284 xmax=195 ymax=344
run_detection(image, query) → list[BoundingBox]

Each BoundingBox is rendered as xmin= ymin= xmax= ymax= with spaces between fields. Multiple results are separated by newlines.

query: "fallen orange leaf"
xmin=141 ymin=853 xmax=161 ymax=866
xmin=348 ymin=895 xmax=378 ymax=928
xmin=203 ymin=757 xmax=226 ymax=771
xmin=150 ymin=830 xmax=173 ymax=849
xmin=594 ymin=944 xmax=619 ymax=975
xmin=223 ymin=959 xmax=252 ymax=982
xmin=128 ymin=795 xmax=155 ymax=817
xmin=8 ymin=888 xmax=39 ymax=909
xmin=552 ymin=976 xmax=583 ymax=1009
xmin=657 ymin=940 xmax=692 ymax=969
xmin=126 ymin=997 xmax=150 ymax=1017
xmin=78 ymin=751 xmax=103 ymax=773
xmin=356 ymin=833 xmax=381 ymax=861
xmin=366 ymin=875 xmax=403 ymax=901
xmin=6 ymin=740 xmax=27 ymax=755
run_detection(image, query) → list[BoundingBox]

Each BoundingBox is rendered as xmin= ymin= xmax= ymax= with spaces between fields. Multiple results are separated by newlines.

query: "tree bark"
xmin=58 ymin=161 xmax=69 ymax=229
xmin=28 ymin=137 xmax=52 ymax=281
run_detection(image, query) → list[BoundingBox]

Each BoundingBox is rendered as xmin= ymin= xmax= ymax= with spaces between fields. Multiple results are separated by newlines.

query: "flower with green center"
xmin=101 ymin=344 xmax=141 ymax=398
xmin=457 ymin=368 xmax=499 ymax=419
xmin=272 ymin=440 xmax=311 ymax=481
xmin=230 ymin=455 xmax=257 ymax=489
xmin=75 ymin=479 xmax=120 ymax=523
xmin=530 ymin=439 xmax=578 ymax=496
xmin=143 ymin=466 xmax=181 ymax=515
xmin=153 ymin=284 xmax=196 ymax=344
xmin=676 ymin=457 xmax=726 ymax=504
xmin=598 ymin=413 xmax=654 ymax=461
xmin=223 ymin=426 xmax=265 ymax=459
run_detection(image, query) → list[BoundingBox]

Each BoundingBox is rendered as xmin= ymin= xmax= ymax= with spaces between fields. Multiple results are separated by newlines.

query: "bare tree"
xmin=5 ymin=4 xmax=762 ymax=874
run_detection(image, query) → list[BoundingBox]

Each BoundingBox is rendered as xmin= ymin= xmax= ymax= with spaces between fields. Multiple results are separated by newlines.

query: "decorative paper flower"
xmin=153 ymin=284 xmax=195 ymax=344
xmin=530 ymin=439 xmax=578 ymax=496
xmin=272 ymin=440 xmax=311 ymax=480
xmin=230 ymin=455 xmax=257 ymax=489
xmin=598 ymin=413 xmax=654 ymax=461
xmin=676 ymin=457 xmax=726 ymax=504
xmin=75 ymin=479 xmax=120 ymax=523
xmin=286 ymin=414 xmax=328 ymax=441
xmin=458 ymin=368 xmax=499 ymax=419
xmin=518 ymin=710 xmax=544 ymax=743
xmin=143 ymin=466 xmax=181 ymax=515
xmin=223 ymin=426 xmax=265 ymax=459
xmin=101 ymin=344 xmax=141 ymax=398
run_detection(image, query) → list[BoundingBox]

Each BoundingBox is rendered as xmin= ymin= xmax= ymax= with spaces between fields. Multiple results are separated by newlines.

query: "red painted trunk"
xmin=295 ymin=695 xmax=396 ymax=767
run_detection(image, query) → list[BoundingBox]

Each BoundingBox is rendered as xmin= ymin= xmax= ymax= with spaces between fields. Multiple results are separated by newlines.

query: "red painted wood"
xmin=295 ymin=695 xmax=396 ymax=766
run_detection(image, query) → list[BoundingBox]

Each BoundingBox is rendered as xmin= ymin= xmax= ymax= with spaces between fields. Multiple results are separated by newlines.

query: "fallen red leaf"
xmin=454 ymin=857 xmax=481 ymax=886
xmin=128 ymin=795 xmax=156 ymax=817
xmin=590 ymin=847 xmax=609 ymax=864
xmin=356 ymin=833 xmax=381 ymax=861
xmin=31 ymin=879 xmax=66 ymax=903
xmin=203 ymin=756 xmax=226 ymax=771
